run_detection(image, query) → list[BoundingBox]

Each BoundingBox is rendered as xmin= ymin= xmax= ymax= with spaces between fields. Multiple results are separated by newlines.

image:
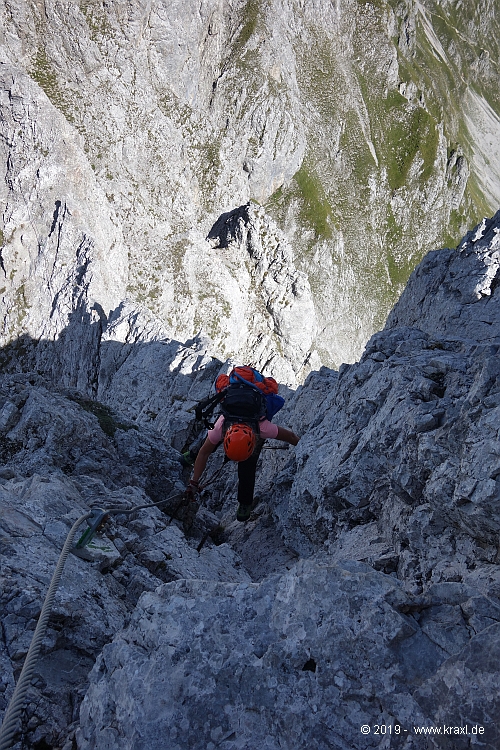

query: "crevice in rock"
xmin=302 ymin=658 xmax=317 ymax=672
xmin=48 ymin=200 xmax=62 ymax=237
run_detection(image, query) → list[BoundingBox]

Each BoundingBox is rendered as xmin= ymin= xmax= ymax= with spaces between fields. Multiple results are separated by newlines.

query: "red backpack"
xmin=215 ymin=365 xmax=279 ymax=394
xmin=195 ymin=366 xmax=284 ymax=429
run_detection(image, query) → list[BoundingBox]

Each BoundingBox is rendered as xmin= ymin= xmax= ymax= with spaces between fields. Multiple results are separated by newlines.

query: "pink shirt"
xmin=207 ymin=415 xmax=279 ymax=445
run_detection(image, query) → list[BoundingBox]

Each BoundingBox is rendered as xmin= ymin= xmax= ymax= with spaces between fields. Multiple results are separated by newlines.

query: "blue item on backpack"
xmin=264 ymin=393 xmax=285 ymax=420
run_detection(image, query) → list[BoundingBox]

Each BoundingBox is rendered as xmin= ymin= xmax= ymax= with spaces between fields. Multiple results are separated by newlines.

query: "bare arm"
xmin=276 ymin=426 xmax=300 ymax=446
xmin=191 ymin=436 xmax=218 ymax=483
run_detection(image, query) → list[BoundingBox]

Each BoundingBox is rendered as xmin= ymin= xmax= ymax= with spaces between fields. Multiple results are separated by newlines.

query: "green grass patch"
xmin=266 ymin=161 xmax=335 ymax=243
xmin=233 ymin=0 xmax=264 ymax=52
xmin=294 ymin=166 xmax=333 ymax=239
xmin=197 ymin=139 xmax=222 ymax=210
xmin=30 ymin=47 xmax=74 ymax=123
xmin=359 ymin=72 xmax=439 ymax=192
xmin=393 ymin=3 xmax=498 ymax=222
xmin=385 ymin=205 xmax=403 ymax=248
xmin=80 ymin=0 xmax=113 ymax=41
xmin=368 ymin=251 xmax=420 ymax=328
xmin=386 ymin=249 xmax=419 ymax=287
xmin=442 ymin=209 xmax=469 ymax=249
xmin=69 ymin=395 xmax=138 ymax=438
xmin=386 ymin=104 xmax=439 ymax=190
xmin=424 ymin=3 xmax=500 ymax=110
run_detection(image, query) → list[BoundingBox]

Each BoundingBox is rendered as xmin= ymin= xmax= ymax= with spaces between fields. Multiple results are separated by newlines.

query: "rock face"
xmin=1 ymin=0 xmax=499 ymax=378
xmin=0 ymin=365 xmax=252 ymax=749
xmin=63 ymin=214 xmax=500 ymax=750
xmin=0 ymin=0 xmax=499 ymax=738
xmin=0 ymin=214 xmax=499 ymax=746
xmin=0 ymin=58 xmax=314 ymax=385
xmin=76 ymin=562 xmax=430 ymax=750
xmin=385 ymin=211 xmax=500 ymax=344
xmin=266 ymin=211 xmax=500 ymax=565
xmin=77 ymin=564 xmax=500 ymax=750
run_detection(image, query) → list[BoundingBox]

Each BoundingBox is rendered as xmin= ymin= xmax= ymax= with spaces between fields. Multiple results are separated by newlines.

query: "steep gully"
xmin=0 ymin=212 xmax=500 ymax=748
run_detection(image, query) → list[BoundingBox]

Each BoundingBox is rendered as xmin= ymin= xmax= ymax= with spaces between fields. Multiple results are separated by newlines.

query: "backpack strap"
xmin=194 ymin=391 xmax=226 ymax=428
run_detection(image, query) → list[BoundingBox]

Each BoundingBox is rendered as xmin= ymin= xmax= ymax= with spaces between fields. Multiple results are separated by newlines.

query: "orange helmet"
xmin=223 ymin=423 xmax=256 ymax=462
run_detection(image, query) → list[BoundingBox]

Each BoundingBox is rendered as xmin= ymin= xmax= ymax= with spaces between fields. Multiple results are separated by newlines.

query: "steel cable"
xmin=0 ymin=482 xmax=206 ymax=748
xmin=104 ymin=490 xmax=184 ymax=515
xmin=0 ymin=488 xmax=190 ymax=747
xmin=0 ymin=512 xmax=92 ymax=750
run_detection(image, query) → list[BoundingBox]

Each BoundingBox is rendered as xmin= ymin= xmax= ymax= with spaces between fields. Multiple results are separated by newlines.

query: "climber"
xmin=186 ymin=366 xmax=300 ymax=522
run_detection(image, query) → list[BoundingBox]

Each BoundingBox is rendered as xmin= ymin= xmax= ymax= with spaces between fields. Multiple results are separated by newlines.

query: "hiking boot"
xmin=236 ymin=503 xmax=252 ymax=522
xmin=180 ymin=450 xmax=195 ymax=467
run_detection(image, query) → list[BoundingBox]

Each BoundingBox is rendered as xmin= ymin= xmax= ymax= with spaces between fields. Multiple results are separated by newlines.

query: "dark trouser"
xmin=237 ymin=438 xmax=265 ymax=506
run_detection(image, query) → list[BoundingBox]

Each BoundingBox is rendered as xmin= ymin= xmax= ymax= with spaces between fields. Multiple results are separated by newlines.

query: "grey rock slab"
xmin=386 ymin=211 xmax=500 ymax=345
xmin=219 ymin=501 xmax=300 ymax=581
xmin=77 ymin=559 xmax=438 ymax=750
xmin=414 ymin=623 xmax=500 ymax=749
xmin=261 ymin=322 xmax=500 ymax=589
xmin=0 ymin=377 xmax=251 ymax=747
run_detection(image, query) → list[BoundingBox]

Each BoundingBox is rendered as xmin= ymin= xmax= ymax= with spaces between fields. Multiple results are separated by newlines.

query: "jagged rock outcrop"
xmin=263 ymin=211 xmax=500 ymax=569
xmin=1 ymin=0 xmax=499 ymax=380
xmin=68 ymin=214 xmax=500 ymax=749
xmin=206 ymin=202 xmax=318 ymax=377
xmin=0 ymin=367 xmax=250 ymax=749
xmin=385 ymin=211 xmax=500 ymax=343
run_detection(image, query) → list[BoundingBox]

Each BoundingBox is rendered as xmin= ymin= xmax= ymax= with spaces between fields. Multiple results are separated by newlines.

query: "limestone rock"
xmin=73 ymin=207 xmax=500 ymax=748
xmin=206 ymin=202 xmax=318 ymax=379
xmin=258 ymin=214 xmax=500 ymax=587
xmin=76 ymin=560 xmax=500 ymax=750
xmin=385 ymin=209 xmax=500 ymax=344
xmin=0 ymin=61 xmax=127 ymax=363
xmin=0 ymin=372 xmax=250 ymax=749
xmin=0 ymin=1 xmax=499 ymax=734
xmin=414 ymin=623 xmax=500 ymax=748
xmin=75 ymin=560 xmax=423 ymax=750
xmin=1 ymin=0 xmax=500 ymax=381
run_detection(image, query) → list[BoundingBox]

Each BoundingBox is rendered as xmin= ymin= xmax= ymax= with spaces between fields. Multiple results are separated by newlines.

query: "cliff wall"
xmin=0 ymin=213 xmax=499 ymax=749
xmin=1 ymin=0 xmax=499 ymax=381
